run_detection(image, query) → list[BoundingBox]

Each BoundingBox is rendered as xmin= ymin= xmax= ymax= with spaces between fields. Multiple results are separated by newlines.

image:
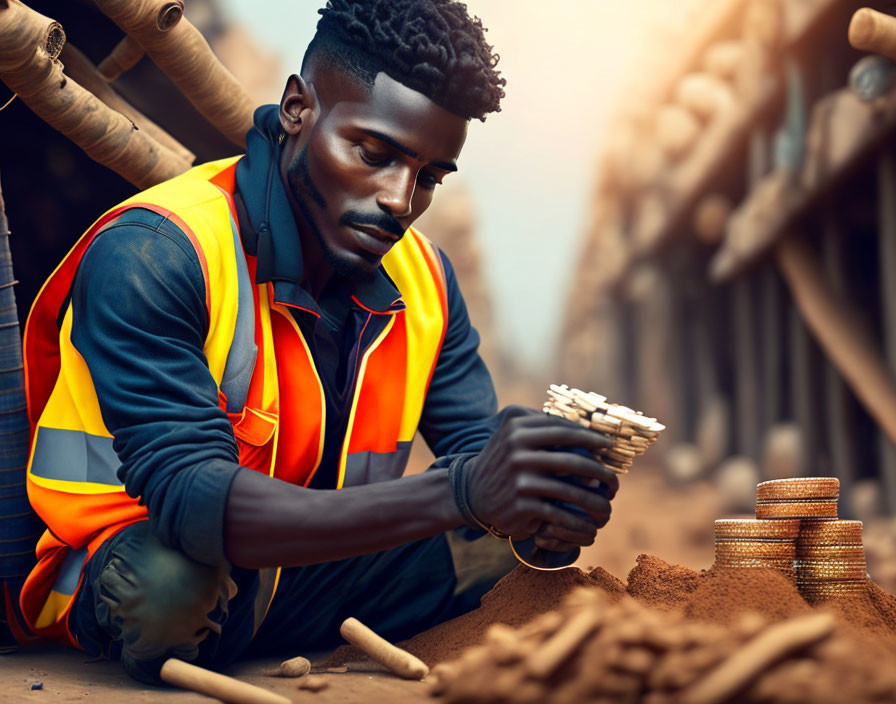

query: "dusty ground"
xmin=0 ymin=467 xmax=718 ymax=703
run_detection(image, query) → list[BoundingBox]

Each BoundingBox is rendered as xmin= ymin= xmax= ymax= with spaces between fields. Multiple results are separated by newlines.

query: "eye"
xmin=417 ymin=171 xmax=442 ymax=191
xmin=357 ymin=145 xmax=392 ymax=167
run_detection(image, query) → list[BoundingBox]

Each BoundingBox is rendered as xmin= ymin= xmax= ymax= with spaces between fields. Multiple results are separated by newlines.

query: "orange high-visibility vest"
xmin=19 ymin=158 xmax=448 ymax=645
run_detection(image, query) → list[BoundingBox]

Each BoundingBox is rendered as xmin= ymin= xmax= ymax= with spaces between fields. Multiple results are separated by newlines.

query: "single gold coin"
xmin=755 ymin=500 xmax=838 ymax=519
xmin=797 ymin=520 xmax=863 ymax=546
xmin=794 ymin=562 xmax=868 ymax=582
xmin=715 ymin=541 xmax=795 ymax=557
xmin=715 ymin=519 xmax=800 ymax=540
xmin=796 ymin=545 xmax=866 ymax=561
xmin=756 ymin=477 xmax=840 ymax=501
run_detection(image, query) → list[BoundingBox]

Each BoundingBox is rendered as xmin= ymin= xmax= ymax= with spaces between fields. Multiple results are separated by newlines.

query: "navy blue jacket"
xmin=69 ymin=106 xmax=498 ymax=567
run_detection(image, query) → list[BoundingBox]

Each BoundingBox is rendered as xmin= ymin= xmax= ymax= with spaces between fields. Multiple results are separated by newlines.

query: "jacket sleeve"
xmin=70 ymin=208 xmax=241 ymax=567
xmin=417 ymin=249 xmax=500 ymax=463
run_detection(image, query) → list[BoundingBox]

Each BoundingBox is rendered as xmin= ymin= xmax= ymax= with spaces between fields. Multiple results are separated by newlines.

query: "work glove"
xmin=449 ymin=405 xmax=618 ymax=554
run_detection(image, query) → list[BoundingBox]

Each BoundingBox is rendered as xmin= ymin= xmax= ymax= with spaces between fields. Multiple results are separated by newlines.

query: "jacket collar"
xmin=234 ymin=105 xmax=404 ymax=315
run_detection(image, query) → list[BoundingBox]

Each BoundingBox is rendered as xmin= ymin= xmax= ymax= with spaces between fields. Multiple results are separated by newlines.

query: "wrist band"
xmin=447 ymin=457 xmax=509 ymax=539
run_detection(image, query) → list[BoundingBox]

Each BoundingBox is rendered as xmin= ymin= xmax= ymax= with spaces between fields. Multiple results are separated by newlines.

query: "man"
xmin=20 ymin=0 xmax=616 ymax=682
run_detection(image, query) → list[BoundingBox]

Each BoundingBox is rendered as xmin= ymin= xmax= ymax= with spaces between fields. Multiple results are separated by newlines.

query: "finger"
xmin=513 ymin=451 xmax=619 ymax=497
xmin=531 ymin=498 xmax=609 ymax=534
xmin=533 ymin=535 xmax=580 ymax=552
xmin=528 ymin=491 xmax=613 ymax=531
xmin=511 ymin=418 xmax=613 ymax=452
xmin=535 ymin=521 xmax=596 ymax=547
xmin=522 ymin=479 xmax=612 ymax=526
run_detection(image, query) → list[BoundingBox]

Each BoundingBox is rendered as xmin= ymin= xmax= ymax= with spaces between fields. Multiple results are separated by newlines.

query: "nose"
xmin=376 ymin=168 xmax=416 ymax=220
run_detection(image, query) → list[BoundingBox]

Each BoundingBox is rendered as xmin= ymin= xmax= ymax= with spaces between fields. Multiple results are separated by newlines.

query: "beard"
xmin=285 ymin=144 xmax=378 ymax=283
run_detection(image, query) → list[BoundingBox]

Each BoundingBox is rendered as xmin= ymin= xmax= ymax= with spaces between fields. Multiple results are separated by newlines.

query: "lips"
xmin=351 ymin=225 xmax=399 ymax=256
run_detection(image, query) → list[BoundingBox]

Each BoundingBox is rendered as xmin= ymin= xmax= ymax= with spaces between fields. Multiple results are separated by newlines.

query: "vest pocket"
xmin=228 ymin=407 xmax=278 ymax=447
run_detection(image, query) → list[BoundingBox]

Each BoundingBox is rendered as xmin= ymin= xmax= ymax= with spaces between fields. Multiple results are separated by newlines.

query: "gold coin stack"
xmin=755 ymin=477 xmax=840 ymax=520
xmin=796 ymin=520 xmax=867 ymax=601
xmin=713 ymin=518 xmax=800 ymax=581
xmin=543 ymin=384 xmax=664 ymax=474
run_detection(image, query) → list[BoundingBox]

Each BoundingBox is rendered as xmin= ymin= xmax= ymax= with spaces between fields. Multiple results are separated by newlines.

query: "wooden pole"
xmin=732 ymin=275 xmax=760 ymax=459
xmin=58 ymin=43 xmax=194 ymax=165
xmin=160 ymin=659 xmax=290 ymax=704
xmin=776 ymin=235 xmax=896 ymax=450
xmin=821 ymin=211 xmax=858 ymax=512
xmin=876 ymin=152 xmax=896 ymax=512
xmin=849 ymin=8 xmax=896 ymax=62
xmin=759 ymin=266 xmax=784 ymax=430
xmin=787 ymin=298 xmax=816 ymax=478
xmin=0 ymin=0 xmax=191 ymax=188
xmin=91 ymin=0 xmax=255 ymax=148
xmin=97 ymin=35 xmax=143 ymax=81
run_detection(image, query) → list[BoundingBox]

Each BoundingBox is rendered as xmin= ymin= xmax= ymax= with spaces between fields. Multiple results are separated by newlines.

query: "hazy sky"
xmin=220 ymin=1 xmax=661 ymax=372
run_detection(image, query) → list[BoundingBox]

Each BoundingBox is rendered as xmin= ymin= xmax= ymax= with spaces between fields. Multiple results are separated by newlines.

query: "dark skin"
xmin=223 ymin=61 xmax=618 ymax=569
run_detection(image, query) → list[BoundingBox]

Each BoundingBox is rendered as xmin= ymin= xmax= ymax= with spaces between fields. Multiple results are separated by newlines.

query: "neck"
xmin=279 ymin=148 xmax=333 ymax=300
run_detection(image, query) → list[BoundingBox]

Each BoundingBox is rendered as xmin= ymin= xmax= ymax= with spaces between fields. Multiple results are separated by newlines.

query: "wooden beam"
xmin=776 ymin=235 xmax=896 ymax=450
xmin=92 ymin=0 xmax=254 ymax=148
xmin=59 ymin=43 xmax=194 ymax=165
xmin=0 ymin=0 xmax=190 ymax=188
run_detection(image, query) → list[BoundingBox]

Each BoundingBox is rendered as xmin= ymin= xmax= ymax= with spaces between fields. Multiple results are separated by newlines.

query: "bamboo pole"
xmin=91 ymin=0 xmax=254 ymax=148
xmin=0 ymin=0 xmax=191 ymax=189
xmin=776 ymin=235 xmax=896 ymax=448
xmin=97 ymin=35 xmax=144 ymax=81
xmin=59 ymin=43 xmax=194 ymax=165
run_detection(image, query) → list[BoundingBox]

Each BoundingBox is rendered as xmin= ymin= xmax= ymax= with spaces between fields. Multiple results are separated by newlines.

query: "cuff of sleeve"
xmin=446 ymin=454 xmax=509 ymax=539
xmin=171 ymin=460 xmax=241 ymax=567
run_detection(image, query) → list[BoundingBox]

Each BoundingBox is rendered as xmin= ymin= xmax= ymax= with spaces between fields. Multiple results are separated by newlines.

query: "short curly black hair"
xmin=302 ymin=0 xmax=505 ymax=121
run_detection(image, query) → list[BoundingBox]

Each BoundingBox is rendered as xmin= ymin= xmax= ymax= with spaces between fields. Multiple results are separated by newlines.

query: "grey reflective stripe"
xmin=30 ymin=427 xmax=123 ymax=486
xmin=54 ymin=546 xmax=88 ymax=595
xmin=342 ymin=442 xmax=413 ymax=487
xmin=219 ymin=211 xmax=257 ymax=413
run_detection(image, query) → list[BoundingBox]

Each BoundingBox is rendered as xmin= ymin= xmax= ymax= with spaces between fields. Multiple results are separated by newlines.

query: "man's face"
xmin=280 ymin=70 xmax=469 ymax=281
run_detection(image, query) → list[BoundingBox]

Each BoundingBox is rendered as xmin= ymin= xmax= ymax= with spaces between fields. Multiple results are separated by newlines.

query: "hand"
xmin=463 ymin=405 xmax=619 ymax=551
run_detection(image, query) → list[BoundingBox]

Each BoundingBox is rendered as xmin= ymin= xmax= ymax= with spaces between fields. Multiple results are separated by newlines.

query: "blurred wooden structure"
xmin=559 ymin=0 xmax=896 ymax=517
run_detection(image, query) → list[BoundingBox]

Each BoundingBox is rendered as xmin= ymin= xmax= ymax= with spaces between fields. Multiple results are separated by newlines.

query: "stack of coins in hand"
xmin=755 ymin=477 xmax=840 ymax=520
xmin=543 ymin=384 xmax=664 ymax=474
xmin=796 ymin=520 xmax=867 ymax=601
xmin=713 ymin=518 xmax=800 ymax=581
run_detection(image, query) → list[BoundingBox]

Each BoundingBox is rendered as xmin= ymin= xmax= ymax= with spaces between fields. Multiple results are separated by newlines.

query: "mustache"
xmin=339 ymin=210 xmax=406 ymax=238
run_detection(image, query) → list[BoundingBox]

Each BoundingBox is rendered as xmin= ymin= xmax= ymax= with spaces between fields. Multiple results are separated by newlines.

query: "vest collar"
xmin=234 ymin=106 xmax=404 ymax=315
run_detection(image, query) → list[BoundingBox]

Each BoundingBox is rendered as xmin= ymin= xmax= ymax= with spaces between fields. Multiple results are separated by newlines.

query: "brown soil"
xmin=625 ymin=553 xmax=703 ymax=612
xmin=326 ymin=565 xmax=625 ymax=667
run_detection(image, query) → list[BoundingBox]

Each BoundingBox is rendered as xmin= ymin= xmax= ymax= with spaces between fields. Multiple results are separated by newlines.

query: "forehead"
xmin=313 ymin=71 xmax=469 ymax=162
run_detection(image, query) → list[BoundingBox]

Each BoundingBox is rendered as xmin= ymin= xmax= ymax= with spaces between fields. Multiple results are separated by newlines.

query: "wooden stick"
xmin=0 ymin=0 xmax=190 ymax=188
xmin=97 ymin=35 xmax=144 ymax=81
xmin=160 ymin=659 xmax=290 ymax=704
xmin=679 ymin=613 xmax=835 ymax=704
xmin=776 ymin=235 xmax=896 ymax=447
xmin=849 ymin=8 xmax=896 ymax=62
xmin=92 ymin=0 xmax=255 ymax=147
xmin=524 ymin=608 xmax=601 ymax=680
xmin=59 ymin=43 xmax=194 ymax=165
xmin=339 ymin=617 xmax=429 ymax=680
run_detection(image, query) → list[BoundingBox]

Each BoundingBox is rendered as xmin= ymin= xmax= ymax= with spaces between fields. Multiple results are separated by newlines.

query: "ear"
xmin=279 ymin=74 xmax=315 ymax=137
